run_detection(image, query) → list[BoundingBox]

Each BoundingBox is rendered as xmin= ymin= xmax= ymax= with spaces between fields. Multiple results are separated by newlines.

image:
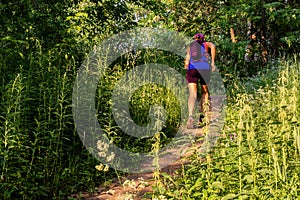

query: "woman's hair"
xmin=193 ymin=33 xmax=205 ymax=44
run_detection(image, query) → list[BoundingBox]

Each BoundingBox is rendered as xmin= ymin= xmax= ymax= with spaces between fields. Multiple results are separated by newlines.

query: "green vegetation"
xmin=153 ymin=57 xmax=300 ymax=199
xmin=0 ymin=0 xmax=299 ymax=199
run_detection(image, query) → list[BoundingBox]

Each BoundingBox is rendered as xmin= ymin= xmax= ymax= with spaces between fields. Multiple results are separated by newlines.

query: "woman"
xmin=184 ymin=33 xmax=216 ymax=129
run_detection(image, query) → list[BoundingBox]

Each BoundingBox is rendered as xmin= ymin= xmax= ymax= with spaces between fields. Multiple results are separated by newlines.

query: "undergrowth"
xmin=153 ymin=56 xmax=300 ymax=199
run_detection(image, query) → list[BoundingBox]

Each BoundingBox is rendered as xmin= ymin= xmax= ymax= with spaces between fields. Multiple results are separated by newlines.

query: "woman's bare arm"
xmin=206 ymin=42 xmax=216 ymax=71
xmin=184 ymin=48 xmax=190 ymax=69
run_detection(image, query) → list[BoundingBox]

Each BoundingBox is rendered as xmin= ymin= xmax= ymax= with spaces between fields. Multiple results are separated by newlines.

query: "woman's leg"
xmin=200 ymin=84 xmax=209 ymax=112
xmin=199 ymin=84 xmax=210 ymax=123
xmin=188 ymin=83 xmax=198 ymax=116
xmin=187 ymin=83 xmax=198 ymax=129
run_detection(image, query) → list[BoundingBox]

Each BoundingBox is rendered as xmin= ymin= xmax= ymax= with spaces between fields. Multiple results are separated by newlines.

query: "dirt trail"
xmin=71 ymin=130 xmax=204 ymax=200
xmin=70 ymin=95 xmax=225 ymax=200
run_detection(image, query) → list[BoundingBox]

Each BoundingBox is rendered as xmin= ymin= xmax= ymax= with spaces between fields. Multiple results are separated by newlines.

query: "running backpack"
xmin=190 ymin=41 xmax=203 ymax=61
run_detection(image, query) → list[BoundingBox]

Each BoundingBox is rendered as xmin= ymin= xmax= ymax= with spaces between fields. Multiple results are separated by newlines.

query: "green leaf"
xmin=188 ymin=178 xmax=203 ymax=193
xmin=212 ymin=181 xmax=224 ymax=190
xmin=243 ymin=174 xmax=254 ymax=183
xmin=248 ymin=139 xmax=257 ymax=148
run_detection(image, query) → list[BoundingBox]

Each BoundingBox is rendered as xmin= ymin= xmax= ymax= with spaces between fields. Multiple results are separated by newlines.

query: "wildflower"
xmin=98 ymin=151 xmax=106 ymax=157
xmin=106 ymin=152 xmax=115 ymax=162
xmin=95 ymin=163 xmax=104 ymax=171
xmin=138 ymin=177 xmax=149 ymax=188
xmin=97 ymin=140 xmax=109 ymax=158
xmin=97 ymin=140 xmax=109 ymax=151
xmin=123 ymin=179 xmax=137 ymax=189
xmin=103 ymin=164 xmax=109 ymax=172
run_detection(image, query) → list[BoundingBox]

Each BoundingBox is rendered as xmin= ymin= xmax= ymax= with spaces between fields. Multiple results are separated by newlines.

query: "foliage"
xmin=128 ymin=0 xmax=299 ymax=77
xmin=0 ymin=0 xmax=136 ymax=199
xmin=95 ymin=51 xmax=183 ymax=154
xmin=0 ymin=0 xmax=299 ymax=199
xmin=155 ymin=57 xmax=300 ymax=199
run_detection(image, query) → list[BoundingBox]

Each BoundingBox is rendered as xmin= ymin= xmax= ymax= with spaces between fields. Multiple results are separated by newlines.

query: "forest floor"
xmin=70 ymin=95 xmax=225 ymax=200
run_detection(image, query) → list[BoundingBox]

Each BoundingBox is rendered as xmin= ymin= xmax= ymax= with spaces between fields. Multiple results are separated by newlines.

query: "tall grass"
xmin=157 ymin=56 xmax=300 ymax=199
xmin=0 ymin=39 xmax=114 ymax=199
xmin=0 ymin=73 xmax=27 ymax=199
xmin=0 ymin=42 xmax=184 ymax=198
xmin=1 ymin=34 xmax=298 ymax=199
xmin=95 ymin=49 xmax=183 ymax=154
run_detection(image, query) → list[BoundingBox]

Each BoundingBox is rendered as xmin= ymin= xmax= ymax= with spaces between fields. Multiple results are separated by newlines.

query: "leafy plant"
xmin=157 ymin=56 xmax=300 ymax=199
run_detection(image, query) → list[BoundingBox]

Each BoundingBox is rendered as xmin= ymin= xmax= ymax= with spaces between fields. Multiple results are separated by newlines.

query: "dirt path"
xmin=71 ymin=129 xmax=204 ymax=200
xmin=70 ymin=95 xmax=225 ymax=200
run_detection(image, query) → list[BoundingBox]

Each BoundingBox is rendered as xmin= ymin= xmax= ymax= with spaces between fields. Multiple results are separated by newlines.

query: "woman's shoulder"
xmin=204 ymin=41 xmax=215 ymax=47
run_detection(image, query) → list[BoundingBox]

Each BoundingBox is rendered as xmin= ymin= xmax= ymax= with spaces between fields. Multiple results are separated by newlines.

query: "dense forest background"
xmin=0 ymin=0 xmax=299 ymax=199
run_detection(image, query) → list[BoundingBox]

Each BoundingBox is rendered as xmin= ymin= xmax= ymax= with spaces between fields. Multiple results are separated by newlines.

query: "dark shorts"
xmin=186 ymin=69 xmax=211 ymax=85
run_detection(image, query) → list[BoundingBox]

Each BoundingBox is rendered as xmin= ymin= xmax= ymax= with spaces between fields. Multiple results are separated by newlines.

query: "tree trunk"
xmin=230 ymin=28 xmax=237 ymax=43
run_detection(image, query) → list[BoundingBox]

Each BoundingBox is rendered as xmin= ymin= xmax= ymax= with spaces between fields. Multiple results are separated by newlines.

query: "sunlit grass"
xmin=1 ymin=36 xmax=298 ymax=200
xmin=157 ymin=56 xmax=300 ymax=199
